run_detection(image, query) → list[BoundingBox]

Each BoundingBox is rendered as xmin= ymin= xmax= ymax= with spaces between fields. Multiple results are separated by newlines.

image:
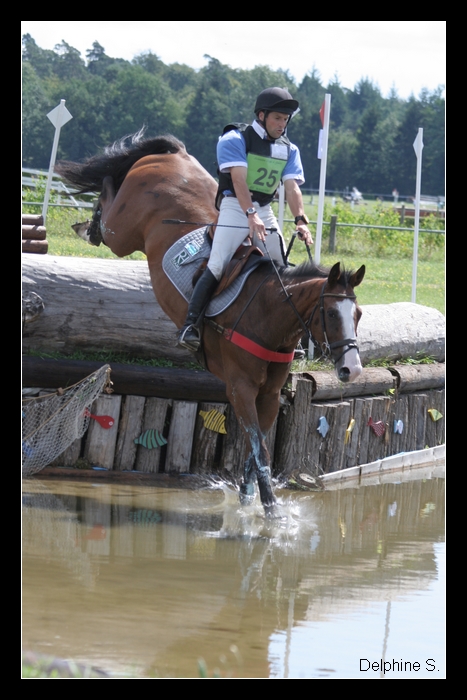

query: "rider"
xmin=177 ymin=86 xmax=314 ymax=352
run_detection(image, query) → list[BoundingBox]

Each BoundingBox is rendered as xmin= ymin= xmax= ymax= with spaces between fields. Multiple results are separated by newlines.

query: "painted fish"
xmin=199 ymin=409 xmax=227 ymax=434
xmin=84 ymin=409 xmax=114 ymax=429
xmin=134 ymin=429 xmax=167 ymax=449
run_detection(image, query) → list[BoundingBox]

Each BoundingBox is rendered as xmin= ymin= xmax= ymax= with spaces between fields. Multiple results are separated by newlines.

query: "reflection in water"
xmin=22 ymin=473 xmax=445 ymax=678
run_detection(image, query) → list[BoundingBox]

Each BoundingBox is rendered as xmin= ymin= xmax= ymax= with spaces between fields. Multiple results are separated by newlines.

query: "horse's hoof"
xmin=239 ymin=482 xmax=255 ymax=506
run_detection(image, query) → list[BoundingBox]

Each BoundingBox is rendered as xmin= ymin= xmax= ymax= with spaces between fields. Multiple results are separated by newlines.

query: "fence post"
xmin=399 ymin=205 xmax=406 ymax=226
xmin=328 ymin=215 xmax=337 ymax=253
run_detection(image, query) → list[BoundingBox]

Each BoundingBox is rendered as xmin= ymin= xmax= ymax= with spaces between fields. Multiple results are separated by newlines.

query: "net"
xmin=22 ymin=364 xmax=112 ymax=477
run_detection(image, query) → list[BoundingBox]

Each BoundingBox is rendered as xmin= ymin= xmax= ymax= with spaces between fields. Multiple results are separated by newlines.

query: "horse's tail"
xmin=55 ymin=127 xmax=186 ymax=195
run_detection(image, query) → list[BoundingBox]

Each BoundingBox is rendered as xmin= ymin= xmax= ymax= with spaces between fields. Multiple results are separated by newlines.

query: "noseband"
xmin=305 ymin=284 xmax=359 ymax=364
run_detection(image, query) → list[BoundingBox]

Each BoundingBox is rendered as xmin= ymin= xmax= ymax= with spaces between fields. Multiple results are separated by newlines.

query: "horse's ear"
xmin=349 ymin=265 xmax=365 ymax=288
xmin=327 ymin=262 xmax=341 ymax=287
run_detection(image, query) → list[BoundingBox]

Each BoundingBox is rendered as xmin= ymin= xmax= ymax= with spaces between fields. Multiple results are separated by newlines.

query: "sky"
xmin=21 ymin=21 xmax=445 ymax=101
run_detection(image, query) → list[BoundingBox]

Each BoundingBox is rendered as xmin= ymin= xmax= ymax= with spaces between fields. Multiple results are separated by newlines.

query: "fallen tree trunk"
xmin=22 ymin=356 xmax=444 ymax=402
xmin=22 ymin=356 xmax=229 ymax=402
xmin=22 ymin=254 xmax=445 ymax=363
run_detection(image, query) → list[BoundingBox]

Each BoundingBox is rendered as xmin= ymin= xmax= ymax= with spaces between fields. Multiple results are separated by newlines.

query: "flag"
xmin=319 ymin=100 xmax=326 ymax=128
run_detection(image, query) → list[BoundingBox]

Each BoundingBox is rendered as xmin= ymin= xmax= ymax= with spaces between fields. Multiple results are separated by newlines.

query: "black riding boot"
xmin=177 ymin=268 xmax=218 ymax=351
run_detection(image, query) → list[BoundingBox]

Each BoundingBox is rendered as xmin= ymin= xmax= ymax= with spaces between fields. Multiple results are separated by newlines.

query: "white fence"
xmin=22 ymin=168 xmax=94 ymax=209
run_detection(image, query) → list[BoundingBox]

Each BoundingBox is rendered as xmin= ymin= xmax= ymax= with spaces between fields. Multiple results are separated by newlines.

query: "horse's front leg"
xmin=239 ymin=453 xmax=256 ymax=505
xmin=226 ymin=379 xmax=278 ymax=515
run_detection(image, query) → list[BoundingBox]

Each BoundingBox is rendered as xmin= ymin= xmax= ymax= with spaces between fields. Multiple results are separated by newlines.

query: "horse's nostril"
xmin=339 ymin=367 xmax=350 ymax=382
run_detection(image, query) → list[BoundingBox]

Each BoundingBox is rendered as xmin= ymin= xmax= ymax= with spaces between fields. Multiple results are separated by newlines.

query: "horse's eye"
xmin=327 ymin=309 xmax=338 ymax=320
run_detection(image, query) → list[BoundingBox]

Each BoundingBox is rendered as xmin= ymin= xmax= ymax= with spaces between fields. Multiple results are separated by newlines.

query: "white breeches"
xmin=207 ymin=197 xmax=287 ymax=280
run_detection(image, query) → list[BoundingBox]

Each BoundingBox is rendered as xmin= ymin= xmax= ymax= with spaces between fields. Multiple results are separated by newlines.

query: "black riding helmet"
xmin=254 ymin=87 xmax=299 ymax=117
xmin=254 ymin=87 xmax=299 ymax=136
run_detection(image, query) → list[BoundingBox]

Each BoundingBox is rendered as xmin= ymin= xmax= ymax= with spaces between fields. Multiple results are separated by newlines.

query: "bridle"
xmin=304 ymin=283 xmax=360 ymax=364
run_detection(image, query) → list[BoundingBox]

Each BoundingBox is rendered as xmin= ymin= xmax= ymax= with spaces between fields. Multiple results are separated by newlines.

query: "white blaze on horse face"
xmin=335 ymin=298 xmax=362 ymax=382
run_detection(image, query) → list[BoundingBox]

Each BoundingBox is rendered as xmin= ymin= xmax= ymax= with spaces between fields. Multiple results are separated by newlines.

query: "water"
xmin=22 ymin=472 xmax=445 ymax=678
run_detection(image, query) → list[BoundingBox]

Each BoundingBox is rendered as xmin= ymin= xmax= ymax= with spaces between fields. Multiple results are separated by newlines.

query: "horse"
xmin=56 ymin=129 xmax=365 ymax=517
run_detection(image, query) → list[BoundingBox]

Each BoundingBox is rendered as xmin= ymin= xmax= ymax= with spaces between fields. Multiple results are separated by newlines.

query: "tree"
xmin=52 ymin=41 xmax=86 ymax=80
xmin=22 ymin=62 xmax=55 ymax=168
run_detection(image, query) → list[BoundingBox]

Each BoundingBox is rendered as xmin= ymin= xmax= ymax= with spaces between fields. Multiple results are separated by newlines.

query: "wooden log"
xmin=22 ymin=214 xmax=44 ymax=226
xmin=365 ymin=396 xmax=392 ymax=464
xmin=165 ymin=400 xmax=198 ymax=472
xmin=114 ymin=395 xmax=146 ymax=471
xmin=291 ymin=366 xmax=397 ymax=401
xmin=274 ymin=378 xmax=315 ymax=476
xmin=22 ymin=254 xmax=192 ymax=362
xmin=134 ymin=397 xmax=171 ymax=473
xmin=388 ymin=363 xmax=445 ymax=393
xmin=21 ymin=357 xmax=228 ymax=402
xmin=407 ymin=393 xmax=428 ymax=452
xmin=191 ymin=402 xmax=227 ymax=474
xmin=387 ymin=393 xmax=409 ymax=456
xmin=22 ymin=225 xmax=47 ymax=240
xmin=83 ymin=394 xmax=122 ymax=469
xmin=345 ymin=397 xmax=373 ymax=468
xmin=316 ymin=401 xmax=352 ymax=474
xmin=424 ymin=389 xmax=445 ymax=448
xmin=22 ymin=254 xmax=445 ymax=362
xmin=22 ymin=239 xmax=48 ymax=254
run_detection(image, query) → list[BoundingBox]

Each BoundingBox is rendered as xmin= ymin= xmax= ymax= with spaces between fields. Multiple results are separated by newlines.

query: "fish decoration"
xmin=344 ymin=418 xmax=356 ymax=444
xmin=368 ymin=417 xmax=386 ymax=437
xmin=393 ymin=419 xmax=404 ymax=434
xmin=428 ymin=409 xmax=443 ymax=422
xmin=82 ymin=524 xmax=107 ymax=541
xmin=128 ymin=509 xmax=162 ymax=526
xmin=84 ymin=408 xmax=114 ymax=429
xmin=134 ymin=429 xmax=167 ymax=449
xmin=317 ymin=416 xmax=330 ymax=438
xmin=199 ymin=409 xmax=227 ymax=434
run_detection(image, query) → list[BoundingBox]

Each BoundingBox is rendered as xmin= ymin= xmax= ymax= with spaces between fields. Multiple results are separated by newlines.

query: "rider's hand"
xmin=248 ymin=213 xmax=266 ymax=243
xmin=296 ymin=225 xmax=313 ymax=246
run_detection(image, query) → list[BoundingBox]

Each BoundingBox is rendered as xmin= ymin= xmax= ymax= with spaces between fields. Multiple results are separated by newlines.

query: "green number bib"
xmin=246 ymin=153 xmax=287 ymax=195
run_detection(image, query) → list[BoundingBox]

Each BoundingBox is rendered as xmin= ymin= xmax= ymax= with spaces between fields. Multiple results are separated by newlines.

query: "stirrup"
xmin=177 ymin=324 xmax=201 ymax=351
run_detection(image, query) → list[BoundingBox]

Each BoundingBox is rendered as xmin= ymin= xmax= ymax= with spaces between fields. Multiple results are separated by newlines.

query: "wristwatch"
xmin=294 ymin=214 xmax=309 ymax=225
xmin=245 ymin=207 xmax=257 ymax=217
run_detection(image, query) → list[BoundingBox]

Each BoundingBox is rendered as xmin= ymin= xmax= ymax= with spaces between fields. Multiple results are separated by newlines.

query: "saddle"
xmin=192 ymin=243 xmax=265 ymax=296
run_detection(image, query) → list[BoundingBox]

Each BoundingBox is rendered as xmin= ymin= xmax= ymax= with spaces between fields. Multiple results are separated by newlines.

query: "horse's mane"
xmin=281 ymin=260 xmax=329 ymax=280
xmin=281 ymin=260 xmax=356 ymax=286
xmin=55 ymin=127 xmax=186 ymax=194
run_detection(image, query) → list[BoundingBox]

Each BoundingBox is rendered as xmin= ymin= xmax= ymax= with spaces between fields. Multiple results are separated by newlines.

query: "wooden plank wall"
xmin=50 ymin=384 xmax=445 ymax=479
